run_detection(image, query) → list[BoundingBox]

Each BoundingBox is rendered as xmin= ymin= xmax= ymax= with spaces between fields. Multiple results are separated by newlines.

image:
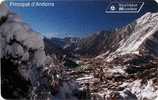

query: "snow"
xmin=105 ymin=54 xmax=117 ymax=62
xmin=107 ymin=12 xmax=158 ymax=57
xmin=120 ymin=82 xmax=130 ymax=87
xmin=75 ymin=74 xmax=96 ymax=85
xmin=95 ymin=51 xmax=110 ymax=59
xmin=76 ymin=75 xmax=93 ymax=81
xmin=116 ymin=23 xmax=158 ymax=55
xmin=107 ymin=65 xmax=126 ymax=75
xmin=132 ymin=51 xmax=139 ymax=55
xmin=0 ymin=22 xmax=44 ymax=50
xmin=63 ymin=44 xmax=71 ymax=49
xmin=140 ymin=80 xmax=158 ymax=100
xmin=116 ymin=79 xmax=158 ymax=100
xmin=155 ymin=97 xmax=158 ymax=100
xmin=90 ymin=12 xmax=158 ymax=63
xmin=126 ymin=79 xmax=158 ymax=100
xmin=119 ymin=90 xmax=128 ymax=98
xmin=75 ymin=60 xmax=80 ymax=64
xmin=136 ymin=12 xmax=152 ymax=25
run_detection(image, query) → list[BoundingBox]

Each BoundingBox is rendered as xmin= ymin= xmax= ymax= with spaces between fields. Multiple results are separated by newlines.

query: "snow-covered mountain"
xmin=112 ymin=12 xmax=158 ymax=56
xmin=1 ymin=1 xmax=158 ymax=100
xmin=43 ymin=12 xmax=158 ymax=100
xmin=47 ymin=12 xmax=158 ymax=59
xmin=73 ymin=12 xmax=158 ymax=100
xmin=94 ymin=12 xmax=158 ymax=61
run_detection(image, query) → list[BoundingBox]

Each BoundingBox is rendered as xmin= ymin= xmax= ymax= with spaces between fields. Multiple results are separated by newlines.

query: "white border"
xmin=155 ymin=0 xmax=158 ymax=3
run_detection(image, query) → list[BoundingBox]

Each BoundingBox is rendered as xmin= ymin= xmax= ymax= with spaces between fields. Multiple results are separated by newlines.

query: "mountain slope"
xmin=55 ymin=12 xmax=158 ymax=100
xmin=73 ymin=12 xmax=158 ymax=100
xmin=92 ymin=12 xmax=158 ymax=61
xmin=0 ymin=3 xmax=79 ymax=100
xmin=115 ymin=12 xmax=158 ymax=56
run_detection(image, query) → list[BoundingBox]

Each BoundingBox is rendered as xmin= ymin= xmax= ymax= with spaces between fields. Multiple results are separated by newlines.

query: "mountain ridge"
xmin=45 ymin=12 xmax=158 ymax=60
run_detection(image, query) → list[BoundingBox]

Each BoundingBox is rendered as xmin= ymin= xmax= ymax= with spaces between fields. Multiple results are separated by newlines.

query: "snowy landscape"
xmin=1 ymin=1 xmax=158 ymax=100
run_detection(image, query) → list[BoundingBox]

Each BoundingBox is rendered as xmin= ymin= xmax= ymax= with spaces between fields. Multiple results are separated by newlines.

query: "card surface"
xmin=0 ymin=0 xmax=158 ymax=100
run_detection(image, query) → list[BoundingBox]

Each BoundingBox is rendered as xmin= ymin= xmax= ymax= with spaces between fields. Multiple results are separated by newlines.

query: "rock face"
xmin=43 ymin=37 xmax=65 ymax=59
xmin=0 ymin=6 xmax=50 ymax=100
xmin=0 ymin=3 xmax=79 ymax=100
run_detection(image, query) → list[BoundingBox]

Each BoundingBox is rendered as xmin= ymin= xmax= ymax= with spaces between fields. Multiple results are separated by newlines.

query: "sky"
xmin=4 ymin=0 xmax=158 ymax=38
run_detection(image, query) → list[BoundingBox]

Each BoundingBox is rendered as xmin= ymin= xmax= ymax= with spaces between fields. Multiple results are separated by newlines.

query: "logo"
xmin=110 ymin=5 xmax=116 ymax=11
xmin=105 ymin=2 xmax=144 ymax=13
